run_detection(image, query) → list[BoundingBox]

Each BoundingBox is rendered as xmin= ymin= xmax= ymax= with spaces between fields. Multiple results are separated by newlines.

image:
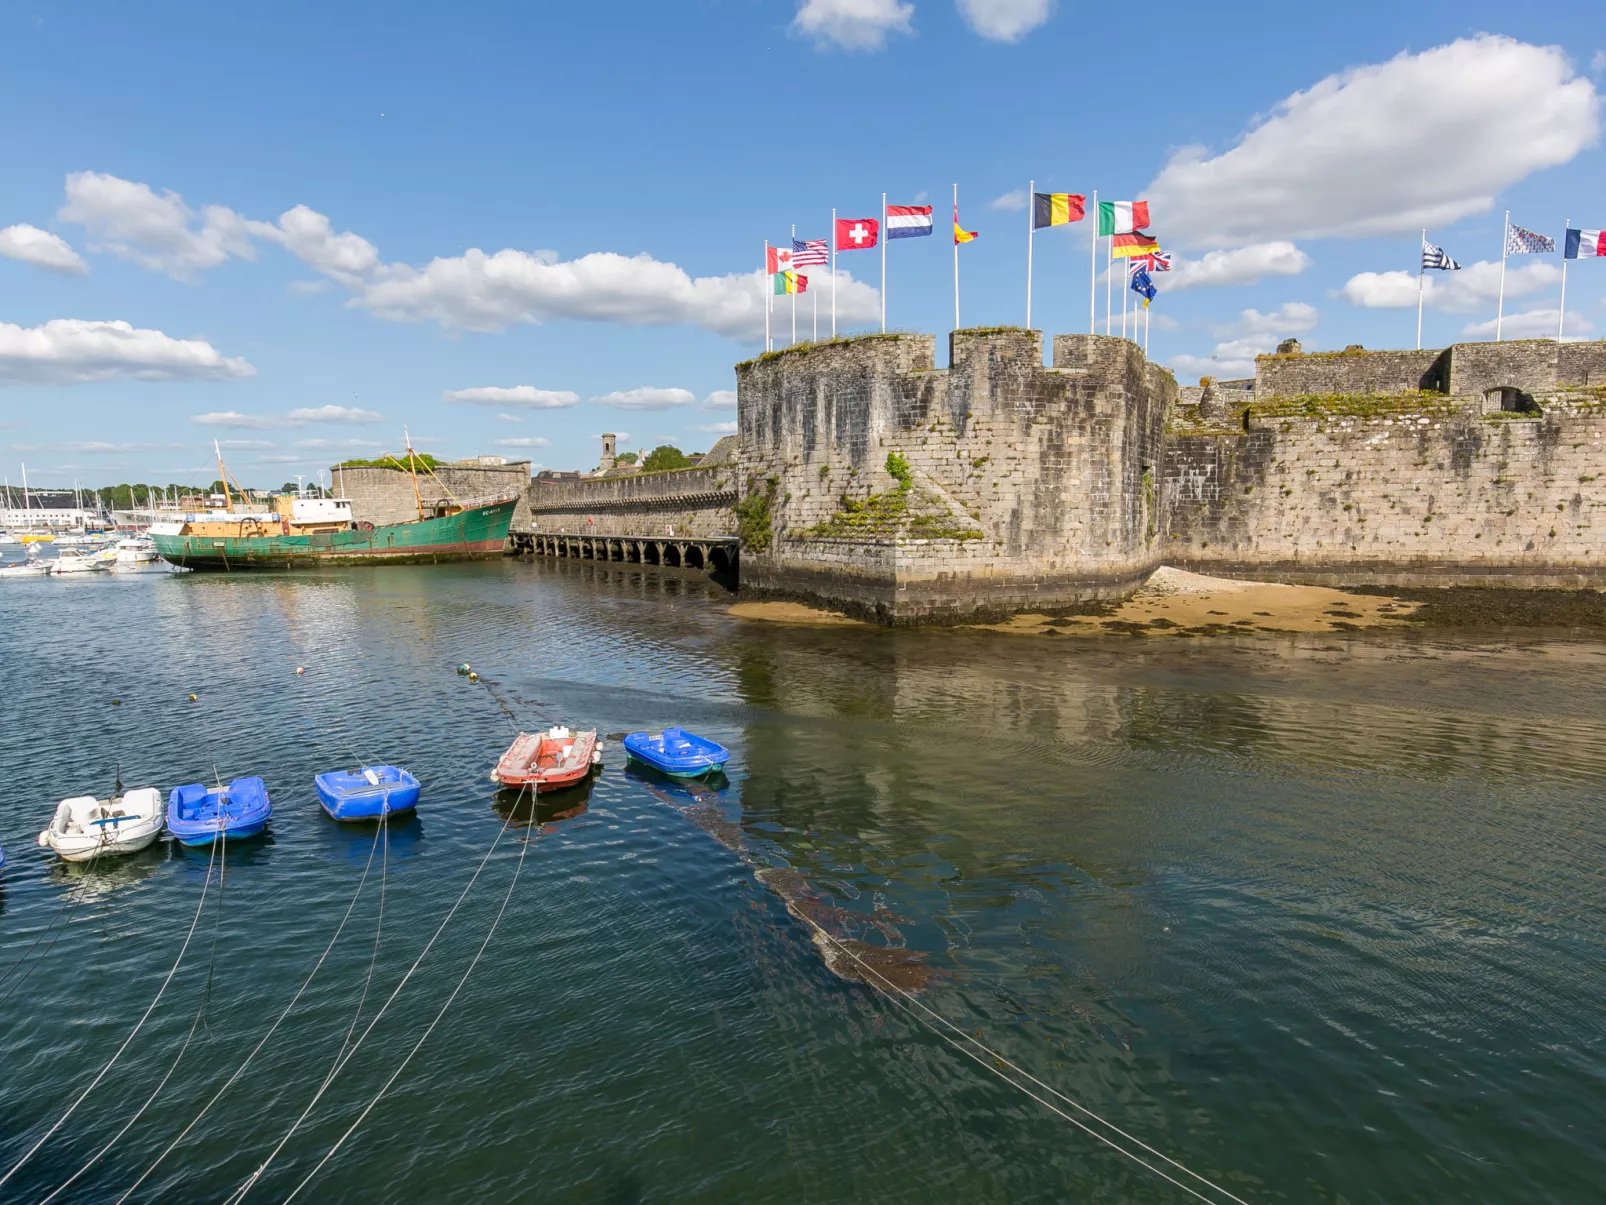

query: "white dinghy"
xmin=38 ymin=787 xmax=165 ymax=862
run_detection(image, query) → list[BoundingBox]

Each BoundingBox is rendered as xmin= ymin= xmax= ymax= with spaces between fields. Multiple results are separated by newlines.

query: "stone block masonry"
xmin=333 ymin=460 xmax=532 ymax=527
xmin=514 ymin=465 xmax=738 ymax=541
xmin=735 ymin=329 xmax=1174 ymax=623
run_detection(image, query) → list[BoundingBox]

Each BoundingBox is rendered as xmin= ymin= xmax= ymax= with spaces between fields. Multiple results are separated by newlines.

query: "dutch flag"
xmin=886 ymin=205 xmax=933 ymax=239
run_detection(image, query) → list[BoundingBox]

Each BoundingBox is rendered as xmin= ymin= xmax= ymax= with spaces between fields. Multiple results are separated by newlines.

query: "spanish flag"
xmin=1033 ymin=193 xmax=1085 ymax=229
xmin=773 ymin=270 xmax=807 ymax=295
xmin=1111 ymin=230 xmax=1160 ymax=258
xmin=953 ymin=205 xmax=978 ymax=245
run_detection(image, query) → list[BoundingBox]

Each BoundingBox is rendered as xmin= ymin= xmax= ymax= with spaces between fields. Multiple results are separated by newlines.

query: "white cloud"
xmin=1339 ymin=260 xmax=1560 ymax=313
xmin=286 ymin=404 xmax=382 ymax=424
xmin=192 ymin=411 xmax=287 ymax=429
xmin=1148 ymin=37 xmax=1600 ymax=246
xmin=0 ymin=319 xmax=254 ymax=386
xmin=592 ymin=387 xmax=697 ymax=411
xmin=58 ymin=171 xmax=256 ymax=279
xmin=293 ymin=438 xmax=382 ymax=450
xmin=793 ymin=0 xmax=913 ymax=50
xmin=9 ymin=440 xmax=186 ymax=453
xmin=493 ymin=437 xmax=551 ymax=448
xmin=1592 ymin=50 xmax=1605 ymax=73
xmin=1167 ymin=242 xmax=1311 ymax=290
xmin=702 ymin=390 xmax=737 ymax=410
xmin=1170 ymin=337 xmax=1273 ymax=382
xmin=257 ymin=454 xmax=308 ymax=465
xmin=494 ymin=412 xmax=523 ymax=423
xmin=443 ymin=385 xmax=580 ymax=408
xmin=1231 ymin=302 xmax=1319 ymax=336
xmin=989 ymin=189 xmax=1028 ymax=212
xmin=254 ymin=205 xmax=381 ymax=288
xmin=697 ymin=421 xmax=739 ymax=434
xmin=957 ymin=0 xmax=1051 ymax=41
xmin=1459 ymin=308 xmax=1593 ymax=339
xmin=220 ymin=439 xmax=276 ymax=450
xmin=0 ymin=225 xmax=88 ymax=275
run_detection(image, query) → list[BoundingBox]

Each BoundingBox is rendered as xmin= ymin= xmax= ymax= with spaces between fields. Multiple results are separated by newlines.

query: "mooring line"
xmin=786 ymin=902 xmax=1251 ymax=1205
xmin=111 ymin=793 xmax=392 ymax=1205
xmin=224 ymin=785 xmax=524 ymax=1204
xmin=280 ymin=782 xmax=538 ymax=1202
xmin=0 ymin=836 xmax=219 ymax=1193
xmin=0 ymin=846 xmax=108 ymax=1003
xmin=316 ymin=809 xmax=387 ymax=1099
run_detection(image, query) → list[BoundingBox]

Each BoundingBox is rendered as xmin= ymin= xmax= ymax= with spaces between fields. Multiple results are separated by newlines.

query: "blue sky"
xmin=1 ymin=0 xmax=1602 ymax=488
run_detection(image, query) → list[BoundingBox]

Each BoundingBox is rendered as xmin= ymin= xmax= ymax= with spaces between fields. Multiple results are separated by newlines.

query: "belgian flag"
xmin=1033 ymin=193 xmax=1086 ymax=229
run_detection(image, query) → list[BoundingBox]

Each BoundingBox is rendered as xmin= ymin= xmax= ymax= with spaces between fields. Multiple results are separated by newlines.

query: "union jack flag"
xmin=1505 ymin=224 xmax=1554 ymax=255
xmin=1127 ymin=250 xmax=1171 ymax=273
xmin=791 ymin=238 xmax=829 ymax=266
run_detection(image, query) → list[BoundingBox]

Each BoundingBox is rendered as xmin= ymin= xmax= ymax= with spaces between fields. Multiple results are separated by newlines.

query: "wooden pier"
xmin=510 ymin=532 xmax=739 ymax=576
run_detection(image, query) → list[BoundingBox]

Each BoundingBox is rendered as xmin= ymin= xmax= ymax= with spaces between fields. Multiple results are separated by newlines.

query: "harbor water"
xmin=2 ymin=560 xmax=1604 ymax=1202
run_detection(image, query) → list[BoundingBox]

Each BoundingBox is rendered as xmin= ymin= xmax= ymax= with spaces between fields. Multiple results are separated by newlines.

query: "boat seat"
xmin=173 ymin=783 xmax=208 ymax=809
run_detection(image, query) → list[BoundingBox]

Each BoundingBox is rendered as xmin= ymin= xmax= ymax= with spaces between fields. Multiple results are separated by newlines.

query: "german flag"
xmin=1033 ymin=193 xmax=1085 ymax=229
xmin=1111 ymin=230 xmax=1160 ymax=258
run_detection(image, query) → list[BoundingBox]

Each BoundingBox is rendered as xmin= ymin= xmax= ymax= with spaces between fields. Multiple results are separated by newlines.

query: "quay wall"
xmin=333 ymin=461 xmax=531 ymax=527
xmin=515 ymin=465 xmax=738 ymax=540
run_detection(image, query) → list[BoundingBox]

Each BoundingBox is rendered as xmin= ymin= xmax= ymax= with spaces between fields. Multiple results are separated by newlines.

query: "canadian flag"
xmin=835 ymin=217 xmax=879 ymax=251
xmin=765 ymin=245 xmax=795 ymax=274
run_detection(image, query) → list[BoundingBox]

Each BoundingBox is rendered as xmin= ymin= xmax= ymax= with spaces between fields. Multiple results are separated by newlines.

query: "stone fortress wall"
xmin=1163 ymin=340 xmax=1606 ymax=587
xmin=334 ymin=459 xmax=532 ymax=527
xmin=517 ymin=464 xmax=738 ymax=540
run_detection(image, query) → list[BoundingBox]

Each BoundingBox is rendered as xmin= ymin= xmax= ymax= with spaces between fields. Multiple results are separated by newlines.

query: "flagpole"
xmin=764 ymin=239 xmax=771 ymax=352
xmin=1144 ymin=302 xmax=1150 ymax=357
xmin=831 ymin=207 xmax=837 ymax=339
xmin=1121 ymin=258 xmax=1129 ymax=340
xmin=1496 ymin=209 xmax=1509 ymax=343
xmin=1416 ymin=229 xmax=1426 ymax=351
xmin=813 ymin=272 xmax=818 ymax=342
xmin=880 ymin=191 xmax=887 ymax=334
xmin=1105 ymin=231 xmax=1113 ymax=336
xmin=953 ymin=183 xmax=960 ymax=330
xmin=1558 ymin=215 xmax=1569 ymax=342
xmin=1088 ymin=189 xmax=1097 ymax=335
xmin=1026 ymin=178 xmax=1034 ymax=329
xmin=790 ymin=223 xmax=797 ymax=347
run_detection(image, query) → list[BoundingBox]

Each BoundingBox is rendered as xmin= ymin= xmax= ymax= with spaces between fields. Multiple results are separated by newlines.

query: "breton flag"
xmin=1506 ymin=224 xmax=1555 ymax=255
xmin=792 ymin=238 xmax=829 ymax=266
xmin=765 ymin=245 xmax=795 ymax=274
xmin=1111 ymin=230 xmax=1160 ymax=258
xmin=1033 ymin=193 xmax=1086 ymax=228
xmin=886 ymin=205 xmax=934 ymax=239
xmin=835 ymin=216 xmax=879 ymax=251
xmin=773 ymin=271 xmax=808 ymax=295
xmin=1128 ymin=250 xmax=1171 ymax=273
xmin=1098 ymin=200 xmax=1150 ymax=236
xmin=1565 ymin=228 xmax=1606 ymax=259
xmin=953 ymin=204 xmax=978 ymax=245
xmin=1422 ymin=242 xmax=1462 ymax=271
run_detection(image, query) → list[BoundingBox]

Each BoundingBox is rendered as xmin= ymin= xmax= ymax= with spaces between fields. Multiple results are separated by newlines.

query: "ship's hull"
xmin=151 ymin=501 xmax=517 ymax=571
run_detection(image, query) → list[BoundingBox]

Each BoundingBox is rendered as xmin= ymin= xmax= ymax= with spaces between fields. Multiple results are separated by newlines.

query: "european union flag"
xmin=1130 ymin=267 xmax=1157 ymax=308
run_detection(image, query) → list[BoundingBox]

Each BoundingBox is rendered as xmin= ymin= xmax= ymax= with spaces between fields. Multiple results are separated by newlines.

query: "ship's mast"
xmin=404 ymin=426 xmax=424 ymax=522
xmin=215 ymin=441 xmax=234 ymax=513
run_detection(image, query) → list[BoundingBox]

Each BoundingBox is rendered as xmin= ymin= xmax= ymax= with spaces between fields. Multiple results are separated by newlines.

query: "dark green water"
xmin=2 ymin=561 xmax=1604 ymax=1203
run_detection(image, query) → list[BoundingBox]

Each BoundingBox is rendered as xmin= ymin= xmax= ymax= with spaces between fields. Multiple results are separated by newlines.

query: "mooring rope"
xmin=786 ymin=905 xmax=1250 ymax=1205
xmin=110 ymin=793 xmax=391 ymax=1204
xmin=0 ymin=835 xmax=219 ymax=1193
xmin=224 ymin=785 xmax=523 ymax=1204
xmin=279 ymin=783 xmax=538 ymax=1202
xmin=0 ymin=846 xmax=109 ymax=1003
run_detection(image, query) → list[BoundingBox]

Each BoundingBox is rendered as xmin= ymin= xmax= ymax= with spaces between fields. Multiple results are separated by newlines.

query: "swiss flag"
xmin=766 ymin=245 xmax=794 ymax=274
xmin=835 ymin=217 xmax=879 ymax=251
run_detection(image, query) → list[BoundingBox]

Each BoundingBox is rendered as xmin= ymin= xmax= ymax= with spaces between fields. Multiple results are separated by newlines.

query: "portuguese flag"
xmin=773 ymin=270 xmax=807 ymax=295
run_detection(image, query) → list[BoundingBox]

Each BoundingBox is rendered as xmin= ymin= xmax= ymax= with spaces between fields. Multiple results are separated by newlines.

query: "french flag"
xmin=886 ymin=205 xmax=933 ymax=239
xmin=1565 ymin=228 xmax=1606 ymax=259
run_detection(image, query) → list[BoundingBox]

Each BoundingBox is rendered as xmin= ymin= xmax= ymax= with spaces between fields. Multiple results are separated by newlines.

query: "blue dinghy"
xmin=314 ymin=765 xmax=420 ymax=821
xmin=166 ymin=777 xmax=272 ymax=846
xmin=622 ymin=728 xmax=730 ymax=778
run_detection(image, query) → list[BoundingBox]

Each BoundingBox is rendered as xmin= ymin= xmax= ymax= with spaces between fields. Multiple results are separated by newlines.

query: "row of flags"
xmin=1414 ymin=216 xmax=1605 ymax=347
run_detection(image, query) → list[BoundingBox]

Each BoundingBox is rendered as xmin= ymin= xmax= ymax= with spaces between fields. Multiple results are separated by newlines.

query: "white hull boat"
xmin=51 ymin=549 xmax=110 ymax=574
xmin=112 ymin=537 xmax=161 ymax=569
xmin=0 ymin=557 xmax=50 ymax=578
xmin=38 ymin=788 xmax=165 ymax=862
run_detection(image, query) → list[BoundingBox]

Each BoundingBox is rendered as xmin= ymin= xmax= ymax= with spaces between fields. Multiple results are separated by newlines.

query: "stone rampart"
xmin=734 ymin=329 xmax=1174 ymax=622
xmin=1255 ymin=348 xmax=1449 ymax=399
xmin=515 ymin=464 xmax=737 ymax=539
xmin=332 ymin=460 xmax=530 ymax=527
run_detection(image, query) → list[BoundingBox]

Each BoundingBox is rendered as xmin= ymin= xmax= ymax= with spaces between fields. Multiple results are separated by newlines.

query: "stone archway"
xmin=1486 ymin=386 xmax=1539 ymax=414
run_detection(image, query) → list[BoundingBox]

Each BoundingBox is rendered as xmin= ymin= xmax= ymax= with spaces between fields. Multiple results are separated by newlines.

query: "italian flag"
xmin=1098 ymin=200 xmax=1150 ymax=236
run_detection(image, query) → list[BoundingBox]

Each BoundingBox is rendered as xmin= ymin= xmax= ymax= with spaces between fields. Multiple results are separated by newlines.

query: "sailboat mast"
xmin=404 ymin=426 xmax=424 ymax=522
xmin=214 ymin=440 xmax=234 ymax=513
xmin=22 ymin=463 xmax=30 ymax=525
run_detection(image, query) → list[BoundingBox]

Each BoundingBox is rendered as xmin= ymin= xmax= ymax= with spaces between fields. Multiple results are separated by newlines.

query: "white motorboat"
xmin=0 ymin=549 xmax=50 ymax=578
xmin=112 ymin=536 xmax=159 ymax=567
xmin=38 ymin=788 xmax=165 ymax=862
xmin=50 ymin=548 xmax=110 ymax=574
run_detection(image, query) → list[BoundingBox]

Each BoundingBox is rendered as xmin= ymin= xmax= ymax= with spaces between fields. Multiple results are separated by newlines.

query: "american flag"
xmin=1505 ymin=224 xmax=1555 ymax=256
xmin=1127 ymin=250 xmax=1171 ymax=273
xmin=792 ymin=238 xmax=829 ymax=266
xmin=1421 ymin=242 xmax=1461 ymax=271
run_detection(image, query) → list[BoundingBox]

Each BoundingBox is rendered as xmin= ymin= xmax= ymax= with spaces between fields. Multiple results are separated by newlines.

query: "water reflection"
xmin=492 ymin=779 xmax=598 ymax=829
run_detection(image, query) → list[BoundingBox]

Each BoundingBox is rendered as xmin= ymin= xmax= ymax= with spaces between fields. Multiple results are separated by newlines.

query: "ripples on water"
xmin=2 ymin=560 xmax=1604 ymax=1202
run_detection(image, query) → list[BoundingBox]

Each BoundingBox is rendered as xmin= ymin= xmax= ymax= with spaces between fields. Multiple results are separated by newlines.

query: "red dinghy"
xmin=491 ymin=726 xmax=601 ymax=793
